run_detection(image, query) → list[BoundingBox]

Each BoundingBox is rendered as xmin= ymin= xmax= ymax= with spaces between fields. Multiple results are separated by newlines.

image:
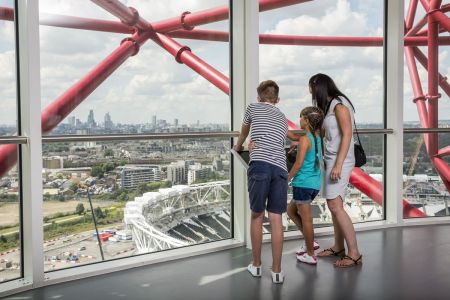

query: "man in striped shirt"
xmin=233 ymin=80 xmax=297 ymax=284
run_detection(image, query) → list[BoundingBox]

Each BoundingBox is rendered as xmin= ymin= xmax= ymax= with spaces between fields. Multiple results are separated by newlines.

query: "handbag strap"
xmin=353 ymin=116 xmax=363 ymax=147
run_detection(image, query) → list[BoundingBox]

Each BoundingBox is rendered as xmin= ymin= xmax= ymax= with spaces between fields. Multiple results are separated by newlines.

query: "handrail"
xmin=42 ymin=131 xmax=240 ymax=143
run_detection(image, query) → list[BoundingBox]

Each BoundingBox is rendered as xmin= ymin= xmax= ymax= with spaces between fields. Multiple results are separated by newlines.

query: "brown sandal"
xmin=334 ymin=255 xmax=363 ymax=268
xmin=317 ymin=248 xmax=345 ymax=257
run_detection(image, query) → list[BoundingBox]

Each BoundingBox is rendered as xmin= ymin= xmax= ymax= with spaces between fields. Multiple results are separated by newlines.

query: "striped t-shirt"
xmin=243 ymin=102 xmax=288 ymax=171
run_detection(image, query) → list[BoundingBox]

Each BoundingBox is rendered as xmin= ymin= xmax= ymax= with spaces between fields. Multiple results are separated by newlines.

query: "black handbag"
xmin=353 ymin=119 xmax=366 ymax=168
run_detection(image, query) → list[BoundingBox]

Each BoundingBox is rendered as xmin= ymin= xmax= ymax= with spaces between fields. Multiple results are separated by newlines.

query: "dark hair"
xmin=308 ymin=73 xmax=355 ymax=115
xmin=300 ymin=106 xmax=324 ymax=169
xmin=257 ymin=80 xmax=279 ymax=103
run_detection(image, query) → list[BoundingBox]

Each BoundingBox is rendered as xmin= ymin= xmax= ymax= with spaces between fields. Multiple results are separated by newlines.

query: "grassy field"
xmin=0 ymin=199 xmax=117 ymax=227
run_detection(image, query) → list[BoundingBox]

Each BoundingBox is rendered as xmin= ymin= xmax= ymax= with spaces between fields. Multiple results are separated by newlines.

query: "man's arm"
xmin=287 ymin=130 xmax=301 ymax=142
xmin=233 ymin=124 xmax=250 ymax=151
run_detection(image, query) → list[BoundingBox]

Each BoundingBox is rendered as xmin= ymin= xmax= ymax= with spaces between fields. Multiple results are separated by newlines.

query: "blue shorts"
xmin=292 ymin=187 xmax=319 ymax=204
xmin=247 ymin=161 xmax=288 ymax=214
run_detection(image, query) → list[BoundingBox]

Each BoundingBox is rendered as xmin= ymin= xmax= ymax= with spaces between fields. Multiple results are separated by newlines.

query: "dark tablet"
xmin=231 ymin=148 xmax=296 ymax=171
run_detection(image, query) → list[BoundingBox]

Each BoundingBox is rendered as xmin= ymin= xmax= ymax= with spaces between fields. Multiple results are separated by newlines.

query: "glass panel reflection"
xmin=43 ymin=138 xmax=231 ymax=271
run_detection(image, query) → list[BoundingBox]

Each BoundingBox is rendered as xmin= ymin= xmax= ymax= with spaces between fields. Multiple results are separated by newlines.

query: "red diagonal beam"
xmin=437 ymin=146 xmax=450 ymax=158
xmin=404 ymin=47 xmax=430 ymax=150
xmin=152 ymin=33 xmax=229 ymax=94
xmin=40 ymin=13 xmax=134 ymax=34
xmin=406 ymin=14 xmax=428 ymax=36
xmin=413 ymin=47 xmax=450 ymax=98
xmin=0 ymin=6 xmax=13 ymax=21
xmin=151 ymin=0 xmax=311 ymax=33
xmin=430 ymin=10 xmax=450 ymax=33
xmin=350 ymin=168 xmax=426 ymax=217
xmin=91 ymin=0 xmax=150 ymax=30
xmin=0 ymin=33 xmax=145 ymax=178
xmin=91 ymin=0 xmax=230 ymax=93
xmin=433 ymin=157 xmax=450 ymax=182
xmin=406 ymin=0 xmax=419 ymax=31
xmin=420 ymin=0 xmax=430 ymax=11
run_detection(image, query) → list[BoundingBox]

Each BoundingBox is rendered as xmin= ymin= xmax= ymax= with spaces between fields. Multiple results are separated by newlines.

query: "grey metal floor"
xmin=3 ymin=224 xmax=450 ymax=300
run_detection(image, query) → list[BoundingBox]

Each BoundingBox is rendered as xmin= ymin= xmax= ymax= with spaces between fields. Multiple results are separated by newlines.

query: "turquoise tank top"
xmin=292 ymin=133 xmax=322 ymax=190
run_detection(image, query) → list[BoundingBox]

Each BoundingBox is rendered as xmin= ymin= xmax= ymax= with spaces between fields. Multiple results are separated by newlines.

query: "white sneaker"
xmin=271 ymin=270 xmax=284 ymax=284
xmin=297 ymin=253 xmax=318 ymax=265
xmin=296 ymin=240 xmax=320 ymax=255
xmin=247 ymin=264 xmax=261 ymax=277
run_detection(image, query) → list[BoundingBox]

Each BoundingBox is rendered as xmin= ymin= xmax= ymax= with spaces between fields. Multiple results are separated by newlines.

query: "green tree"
xmin=75 ymin=203 xmax=85 ymax=215
xmin=91 ymin=165 xmax=104 ymax=178
xmin=104 ymin=149 xmax=114 ymax=157
xmin=93 ymin=207 xmax=105 ymax=219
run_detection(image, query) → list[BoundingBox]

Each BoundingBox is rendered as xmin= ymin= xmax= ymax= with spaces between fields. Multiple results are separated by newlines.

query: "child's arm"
xmin=233 ymin=124 xmax=250 ymax=151
xmin=288 ymin=135 xmax=311 ymax=182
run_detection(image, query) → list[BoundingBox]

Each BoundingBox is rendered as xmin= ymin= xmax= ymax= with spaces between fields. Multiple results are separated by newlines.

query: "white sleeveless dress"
xmin=322 ymin=97 xmax=355 ymax=200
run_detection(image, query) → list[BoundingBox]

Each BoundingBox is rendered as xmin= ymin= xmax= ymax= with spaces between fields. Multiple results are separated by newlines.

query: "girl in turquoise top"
xmin=287 ymin=106 xmax=324 ymax=265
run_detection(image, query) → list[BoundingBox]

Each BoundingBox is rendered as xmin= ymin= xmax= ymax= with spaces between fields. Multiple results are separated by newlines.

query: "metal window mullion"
xmin=385 ymin=0 xmax=405 ymax=225
xmin=231 ymin=0 xmax=259 ymax=248
xmin=17 ymin=0 xmax=44 ymax=288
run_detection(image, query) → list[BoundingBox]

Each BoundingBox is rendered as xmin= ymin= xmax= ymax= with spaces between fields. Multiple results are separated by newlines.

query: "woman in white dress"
xmin=309 ymin=73 xmax=362 ymax=267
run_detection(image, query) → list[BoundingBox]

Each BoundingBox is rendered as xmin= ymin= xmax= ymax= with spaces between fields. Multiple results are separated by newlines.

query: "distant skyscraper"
xmin=68 ymin=116 xmax=76 ymax=127
xmin=87 ymin=110 xmax=95 ymax=127
xmin=174 ymin=118 xmax=179 ymax=127
xmin=104 ymin=112 xmax=113 ymax=129
xmin=152 ymin=115 xmax=157 ymax=127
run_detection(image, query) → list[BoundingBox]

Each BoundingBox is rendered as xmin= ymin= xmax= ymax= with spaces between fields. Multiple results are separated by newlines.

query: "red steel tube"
xmin=0 ymin=6 xmax=13 ymax=21
xmin=430 ymin=0 xmax=443 ymax=9
xmin=413 ymin=47 xmax=450 ymax=98
xmin=41 ymin=38 xmax=142 ymax=133
xmin=406 ymin=15 xmax=428 ymax=37
xmin=430 ymin=10 xmax=450 ymax=33
xmin=166 ymin=30 xmax=450 ymax=47
xmin=406 ymin=0 xmax=419 ymax=31
xmin=433 ymin=157 xmax=450 ymax=182
xmin=0 ymin=145 xmax=18 ymax=180
xmin=349 ymin=168 xmax=426 ymax=217
xmin=152 ymin=0 xmax=311 ymax=33
xmin=404 ymin=47 xmax=430 ymax=150
xmin=427 ymin=17 xmax=439 ymax=156
xmin=437 ymin=146 xmax=450 ymax=158
xmin=168 ymin=29 xmax=229 ymax=42
xmin=40 ymin=13 xmax=134 ymax=34
xmin=91 ymin=0 xmax=150 ymax=30
xmin=152 ymin=33 xmax=229 ymax=94
xmin=419 ymin=0 xmax=430 ymax=11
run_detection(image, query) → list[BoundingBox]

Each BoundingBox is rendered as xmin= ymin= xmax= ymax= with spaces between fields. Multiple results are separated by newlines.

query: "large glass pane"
xmin=258 ymin=0 xmax=385 ymax=232
xmin=42 ymin=138 xmax=232 ymax=272
xmin=0 ymin=146 xmax=21 ymax=283
xmin=0 ymin=0 xmax=18 ymax=135
xmin=259 ymin=0 xmax=385 ymax=127
xmin=403 ymin=1 xmax=450 ymax=128
xmin=39 ymin=0 xmax=230 ymax=136
xmin=403 ymin=133 xmax=450 ymax=219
